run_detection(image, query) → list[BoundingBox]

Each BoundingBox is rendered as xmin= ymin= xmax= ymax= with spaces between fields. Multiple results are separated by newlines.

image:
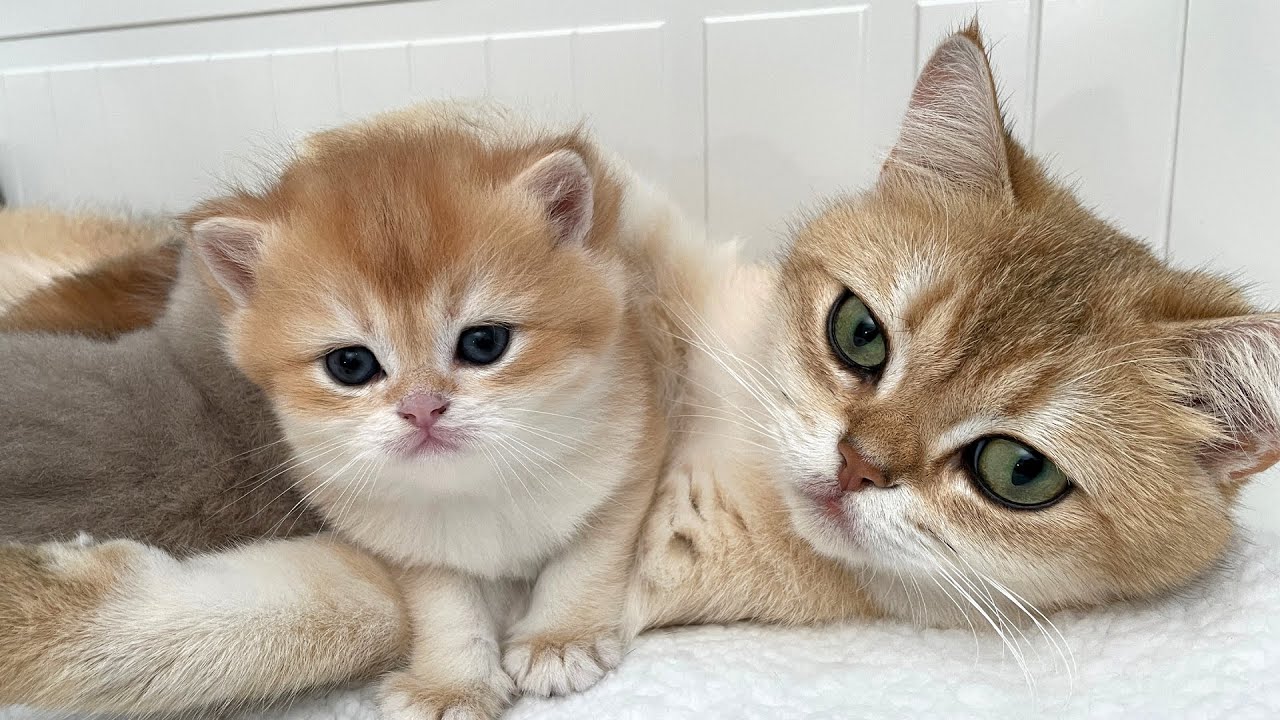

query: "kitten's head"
xmin=185 ymin=108 xmax=633 ymax=496
xmin=766 ymin=27 xmax=1279 ymax=614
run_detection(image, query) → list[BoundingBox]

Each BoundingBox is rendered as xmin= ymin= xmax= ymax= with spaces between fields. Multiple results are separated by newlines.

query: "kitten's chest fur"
xmin=307 ymin=446 xmax=631 ymax=578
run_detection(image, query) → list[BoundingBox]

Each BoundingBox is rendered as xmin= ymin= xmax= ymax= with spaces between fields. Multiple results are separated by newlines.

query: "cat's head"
xmin=764 ymin=26 xmax=1279 ymax=615
xmin=184 ymin=108 xmax=633 ymax=495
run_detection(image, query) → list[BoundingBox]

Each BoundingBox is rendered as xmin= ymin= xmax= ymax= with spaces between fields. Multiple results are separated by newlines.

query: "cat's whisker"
xmin=660 ymin=289 xmax=791 ymax=397
xmin=918 ymin=542 xmax=1036 ymax=692
xmin=925 ymin=545 xmax=1039 ymax=672
xmin=674 ymin=429 xmax=776 ymax=453
xmin=976 ymin=571 xmax=1078 ymax=687
xmin=673 ymin=414 xmax=778 ymax=443
xmin=503 ymin=433 xmax=584 ymax=494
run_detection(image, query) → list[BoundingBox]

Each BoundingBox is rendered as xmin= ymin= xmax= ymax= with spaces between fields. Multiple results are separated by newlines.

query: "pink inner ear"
xmin=190 ymin=216 xmax=266 ymax=304
xmin=516 ymin=149 xmax=594 ymax=247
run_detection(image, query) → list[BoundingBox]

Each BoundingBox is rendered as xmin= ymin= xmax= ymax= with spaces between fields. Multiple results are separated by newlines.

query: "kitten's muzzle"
xmin=398 ymin=393 xmax=449 ymax=432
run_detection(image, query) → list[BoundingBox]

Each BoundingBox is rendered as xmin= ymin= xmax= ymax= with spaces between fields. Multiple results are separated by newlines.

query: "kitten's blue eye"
xmin=827 ymin=291 xmax=887 ymax=373
xmin=325 ymin=346 xmax=382 ymax=386
xmin=457 ymin=325 xmax=511 ymax=366
xmin=968 ymin=437 xmax=1071 ymax=509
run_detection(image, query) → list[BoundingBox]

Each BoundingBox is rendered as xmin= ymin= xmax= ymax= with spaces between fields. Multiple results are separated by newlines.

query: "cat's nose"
xmin=399 ymin=393 xmax=449 ymax=430
xmin=837 ymin=439 xmax=891 ymax=492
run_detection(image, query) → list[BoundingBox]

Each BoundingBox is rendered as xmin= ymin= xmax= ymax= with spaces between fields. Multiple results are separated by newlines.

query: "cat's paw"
xmin=0 ymin=536 xmax=159 ymax=598
xmin=502 ymin=628 xmax=623 ymax=697
xmin=377 ymin=662 xmax=514 ymax=720
xmin=0 ymin=537 xmax=164 ymax=702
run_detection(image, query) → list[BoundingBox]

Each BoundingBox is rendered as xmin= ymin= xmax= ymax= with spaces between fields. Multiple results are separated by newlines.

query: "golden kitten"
xmin=0 ymin=102 xmax=721 ymax=718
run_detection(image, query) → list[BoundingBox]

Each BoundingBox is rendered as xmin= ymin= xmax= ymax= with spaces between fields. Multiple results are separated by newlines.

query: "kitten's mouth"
xmin=395 ymin=431 xmax=461 ymax=457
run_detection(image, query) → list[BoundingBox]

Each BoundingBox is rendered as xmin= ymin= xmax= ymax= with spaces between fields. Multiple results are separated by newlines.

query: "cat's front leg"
xmin=0 ymin=534 xmax=406 ymax=714
xmin=378 ymin=566 xmax=515 ymax=720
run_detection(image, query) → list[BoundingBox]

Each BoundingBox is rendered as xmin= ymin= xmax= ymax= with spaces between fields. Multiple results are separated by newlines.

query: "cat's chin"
xmin=779 ymin=480 xmax=877 ymax=569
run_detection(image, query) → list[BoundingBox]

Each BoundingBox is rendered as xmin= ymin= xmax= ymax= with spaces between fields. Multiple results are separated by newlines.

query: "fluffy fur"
xmin=0 ymin=207 xmax=175 ymax=322
xmin=3 ymin=25 xmax=1277 ymax=719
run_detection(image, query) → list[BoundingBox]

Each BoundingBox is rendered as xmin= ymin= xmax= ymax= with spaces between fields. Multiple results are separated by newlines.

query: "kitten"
xmin=0 ymin=101 xmax=714 ymax=718
xmin=5 ymin=24 xmax=1277 ymax=717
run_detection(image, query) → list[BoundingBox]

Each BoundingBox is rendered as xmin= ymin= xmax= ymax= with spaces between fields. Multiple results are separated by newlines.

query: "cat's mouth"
xmin=797 ymin=481 xmax=854 ymax=529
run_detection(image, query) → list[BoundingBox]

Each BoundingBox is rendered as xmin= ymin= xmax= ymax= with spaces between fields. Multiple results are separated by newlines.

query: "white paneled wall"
xmin=1 ymin=0 xmax=1277 ymax=529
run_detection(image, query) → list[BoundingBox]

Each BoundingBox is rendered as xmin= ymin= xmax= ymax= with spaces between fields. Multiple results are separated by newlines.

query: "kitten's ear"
xmin=189 ymin=216 xmax=267 ymax=305
xmin=880 ymin=26 xmax=1013 ymax=199
xmin=1172 ymin=314 xmax=1280 ymax=489
xmin=515 ymin=149 xmax=594 ymax=247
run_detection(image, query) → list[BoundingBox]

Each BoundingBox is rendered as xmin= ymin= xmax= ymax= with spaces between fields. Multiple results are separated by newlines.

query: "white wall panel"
xmin=207 ymin=54 xmax=278 ymax=190
xmin=271 ymin=48 xmax=342 ymax=142
xmin=337 ymin=42 xmax=411 ymax=121
xmin=487 ymin=30 xmax=576 ymax=126
xmin=1035 ymin=0 xmax=1186 ymax=250
xmin=704 ymin=6 xmax=868 ymax=249
xmin=2 ymin=71 xmax=59 ymax=206
xmin=572 ymin=24 xmax=669 ymax=190
xmin=407 ymin=37 xmax=487 ymax=102
xmin=1167 ymin=0 xmax=1280 ymax=532
xmin=47 ymin=67 xmax=112 ymax=204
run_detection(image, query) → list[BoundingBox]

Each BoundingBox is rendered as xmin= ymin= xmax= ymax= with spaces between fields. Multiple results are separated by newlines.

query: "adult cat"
xmin=3 ymin=25 xmax=1276 ymax=717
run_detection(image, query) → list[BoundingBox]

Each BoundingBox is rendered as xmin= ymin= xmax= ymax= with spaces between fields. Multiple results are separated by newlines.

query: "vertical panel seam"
xmin=1027 ymin=0 xmax=1044 ymax=148
xmin=1162 ymin=0 xmax=1191 ymax=261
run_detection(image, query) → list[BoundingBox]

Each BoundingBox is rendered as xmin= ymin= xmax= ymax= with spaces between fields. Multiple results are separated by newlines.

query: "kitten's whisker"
xmin=272 ymin=449 xmax=373 ymax=538
xmin=215 ymin=439 xmax=347 ymax=518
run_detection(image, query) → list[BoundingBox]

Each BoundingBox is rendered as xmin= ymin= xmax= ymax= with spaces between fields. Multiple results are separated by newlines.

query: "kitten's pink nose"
xmin=837 ymin=440 xmax=891 ymax=492
xmin=399 ymin=393 xmax=449 ymax=430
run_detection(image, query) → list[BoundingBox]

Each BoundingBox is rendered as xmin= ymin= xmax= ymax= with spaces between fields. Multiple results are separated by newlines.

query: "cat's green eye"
xmin=968 ymin=437 xmax=1071 ymax=509
xmin=827 ymin=291 xmax=888 ymax=373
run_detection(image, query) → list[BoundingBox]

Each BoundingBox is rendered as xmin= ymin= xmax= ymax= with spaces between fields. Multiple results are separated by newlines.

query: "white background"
xmin=1 ymin=0 xmax=1277 ymax=531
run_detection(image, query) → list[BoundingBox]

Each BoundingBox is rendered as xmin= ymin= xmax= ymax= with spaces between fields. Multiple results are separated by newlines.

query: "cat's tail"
xmin=0 ymin=534 xmax=408 ymax=715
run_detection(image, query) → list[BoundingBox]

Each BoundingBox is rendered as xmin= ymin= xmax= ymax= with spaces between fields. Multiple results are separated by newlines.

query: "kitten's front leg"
xmin=502 ymin=480 xmax=650 ymax=697
xmin=378 ymin=566 xmax=515 ymax=720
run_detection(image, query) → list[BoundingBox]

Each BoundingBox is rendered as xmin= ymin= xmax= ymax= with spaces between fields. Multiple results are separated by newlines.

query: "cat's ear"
xmin=1171 ymin=314 xmax=1280 ymax=489
xmin=190 ymin=216 xmax=267 ymax=306
xmin=880 ymin=26 xmax=1013 ymax=200
xmin=515 ymin=149 xmax=594 ymax=247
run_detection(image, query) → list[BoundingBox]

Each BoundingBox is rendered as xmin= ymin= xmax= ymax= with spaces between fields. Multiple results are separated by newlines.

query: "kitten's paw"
xmin=377 ymin=662 xmax=514 ymax=720
xmin=502 ymin=628 xmax=623 ymax=697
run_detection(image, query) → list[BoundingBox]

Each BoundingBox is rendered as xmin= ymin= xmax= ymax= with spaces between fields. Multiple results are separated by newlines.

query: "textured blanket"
xmin=6 ymin=532 xmax=1278 ymax=720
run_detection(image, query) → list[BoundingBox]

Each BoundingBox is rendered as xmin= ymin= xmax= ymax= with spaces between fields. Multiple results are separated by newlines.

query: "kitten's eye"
xmin=827 ymin=291 xmax=887 ymax=373
xmin=968 ymin=437 xmax=1071 ymax=509
xmin=324 ymin=346 xmax=382 ymax=386
xmin=457 ymin=325 xmax=511 ymax=366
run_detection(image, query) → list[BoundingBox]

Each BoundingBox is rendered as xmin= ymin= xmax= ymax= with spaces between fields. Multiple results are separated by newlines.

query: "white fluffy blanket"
xmin=7 ymin=532 xmax=1279 ymax=720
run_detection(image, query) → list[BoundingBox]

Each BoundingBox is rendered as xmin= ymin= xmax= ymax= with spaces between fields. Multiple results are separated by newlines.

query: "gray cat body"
xmin=0 ymin=250 xmax=321 ymax=553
